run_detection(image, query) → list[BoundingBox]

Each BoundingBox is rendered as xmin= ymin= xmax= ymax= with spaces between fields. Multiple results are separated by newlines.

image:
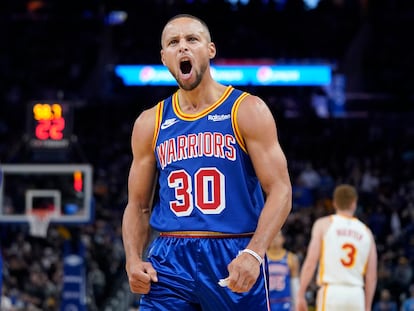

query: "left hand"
xmin=225 ymin=252 xmax=261 ymax=293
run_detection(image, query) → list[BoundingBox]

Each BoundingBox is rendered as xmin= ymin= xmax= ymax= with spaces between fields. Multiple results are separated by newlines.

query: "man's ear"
xmin=208 ymin=42 xmax=216 ymax=59
xmin=161 ymin=50 xmax=166 ymax=65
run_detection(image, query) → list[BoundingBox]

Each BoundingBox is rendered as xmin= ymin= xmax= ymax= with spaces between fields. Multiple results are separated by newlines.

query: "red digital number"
xmin=49 ymin=117 xmax=65 ymax=140
xmin=35 ymin=117 xmax=65 ymax=140
xmin=35 ymin=120 xmax=51 ymax=140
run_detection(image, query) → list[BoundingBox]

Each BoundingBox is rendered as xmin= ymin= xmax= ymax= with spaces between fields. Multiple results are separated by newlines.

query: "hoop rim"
xmin=28 ymin=208 xmax=57 ymax=219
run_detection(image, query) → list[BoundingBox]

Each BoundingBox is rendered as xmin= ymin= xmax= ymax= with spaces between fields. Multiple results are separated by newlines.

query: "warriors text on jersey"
xmin=150 ymin=86 xmax=265 ymax=233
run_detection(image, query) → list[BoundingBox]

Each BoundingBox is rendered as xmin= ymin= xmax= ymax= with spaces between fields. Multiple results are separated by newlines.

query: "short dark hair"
xmin=166 ymin=14 xmax=209 ymax=32
xmin=161 ymin=14 xmax=212 ymax=45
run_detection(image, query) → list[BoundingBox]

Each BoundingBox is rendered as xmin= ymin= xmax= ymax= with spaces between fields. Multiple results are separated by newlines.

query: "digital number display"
xmin=33 ymin=103 xmax=65 ymax=140
xmin=27 ymin=101 xmax=73 ymax=149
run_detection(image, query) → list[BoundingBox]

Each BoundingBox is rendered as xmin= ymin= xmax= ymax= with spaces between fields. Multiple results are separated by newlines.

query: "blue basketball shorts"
xmin=270 ymin=301 xmax=292 ymax=311
xmin=138 ymin=233 xmax=270 ymax=311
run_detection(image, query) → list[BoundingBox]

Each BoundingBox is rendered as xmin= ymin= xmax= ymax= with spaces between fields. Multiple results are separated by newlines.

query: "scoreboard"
xmin=26 ymin=101 xmax=73 ymax=149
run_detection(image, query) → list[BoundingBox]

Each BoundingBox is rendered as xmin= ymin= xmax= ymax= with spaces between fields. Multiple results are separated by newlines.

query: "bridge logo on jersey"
xmin=208 ymin=114 xmax=231 ymax=122
xmin=161 ymin=118 xmax=180 ymax=129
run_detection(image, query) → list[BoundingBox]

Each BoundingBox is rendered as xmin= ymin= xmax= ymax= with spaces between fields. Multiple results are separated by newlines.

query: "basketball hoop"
xmin=28 ymin=209 xmax=55 ymax=238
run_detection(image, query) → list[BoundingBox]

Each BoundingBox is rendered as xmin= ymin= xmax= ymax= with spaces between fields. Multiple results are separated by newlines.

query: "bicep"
xmin=237 ymin=95 xmax=289 ymax=194
xmin=128 ymin=109 xmax=158 ymax=206
xmin=127 ymin=159 xmax=157 ymax=206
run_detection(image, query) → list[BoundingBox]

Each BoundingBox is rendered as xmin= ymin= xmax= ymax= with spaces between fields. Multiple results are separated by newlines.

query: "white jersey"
xmin=317 ymin=214 xmax=372 ymax=287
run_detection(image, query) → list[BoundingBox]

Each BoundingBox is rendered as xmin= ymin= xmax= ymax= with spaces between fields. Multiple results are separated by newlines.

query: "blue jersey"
xmin=268 ymin=251 xmax=292 ymax=310
xmin=402 ymin=298 xmax=414 ymax=311
xmin=150 ymin=85 xmax=265 ymax=233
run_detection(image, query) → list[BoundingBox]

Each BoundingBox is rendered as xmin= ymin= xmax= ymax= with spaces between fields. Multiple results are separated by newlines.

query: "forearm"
xmin=364 ymin=276 xmax=377 ymax=310
xmin=246 ymin=183 xmax=292 ymax=258
xmin=122 ymin=203 xmax=151 ymax=263
xmin=297 ymin=259 xmax=316 ymax=297
xmin=365 ymin=239 xmax=378 ymax=310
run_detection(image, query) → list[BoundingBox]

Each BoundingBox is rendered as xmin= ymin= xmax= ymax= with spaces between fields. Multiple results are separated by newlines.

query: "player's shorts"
xmin=138 ymin=232 xmax=270 ymax=311
xmin=270 ymin=299 xmax=292 ymax=311
xmin=316 ymin=284 xmax=364 ymax=311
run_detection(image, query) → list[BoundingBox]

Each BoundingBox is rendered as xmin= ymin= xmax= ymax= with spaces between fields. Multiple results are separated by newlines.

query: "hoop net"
xmin=27 ymin=209 xmax=55 ymax=238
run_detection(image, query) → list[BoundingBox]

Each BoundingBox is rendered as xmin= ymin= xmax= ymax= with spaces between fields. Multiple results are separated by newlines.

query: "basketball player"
xmin=122 ymin=14 xmax=292 ymax=310
xmin=267 ymin=230 xmax=300 ymax=311
xmin=296 ymin=184 xmax=377 ymax=311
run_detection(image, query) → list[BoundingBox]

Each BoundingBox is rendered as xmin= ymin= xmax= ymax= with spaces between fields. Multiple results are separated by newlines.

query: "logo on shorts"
xmin=161 ymin=118 xmax=179 ymax=129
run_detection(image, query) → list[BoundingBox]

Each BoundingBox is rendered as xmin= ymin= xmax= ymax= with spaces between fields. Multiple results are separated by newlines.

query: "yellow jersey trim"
xmin=172 ymin=85 xmax=233 ymax=120
xmin=231 ymin=92 xmax=249 ymax=153
xmin=152 ymin=101 xmax=164 ymax=150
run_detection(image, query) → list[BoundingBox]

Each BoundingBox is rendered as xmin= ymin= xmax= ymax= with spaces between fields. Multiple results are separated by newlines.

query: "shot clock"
xmin=27 ymin=101 xmax=73 ymax=149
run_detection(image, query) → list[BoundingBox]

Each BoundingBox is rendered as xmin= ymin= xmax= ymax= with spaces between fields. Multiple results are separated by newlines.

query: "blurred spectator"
xmin=392 ymin=256 xmax=413 ymax=295
xmin=292 ymin=177 xmax=315 ymax=209
xmin=376 ymin=257 xmax=394 ymax=293
xmin=360 ymin=167 xmax=380 ymax=205
xmin=361 ymin=167 xmax=380 ymax=193
xmin=1 ymin=287 xmax=14 ymax=311
xmin=401 ymin=284 xmax=414 ymax=311
xmin=298 ymin=162 xmax=321 ymax=191
xmin=316 ymin=168 xmax=335 ymax=200
xmin=22 ymin=265 xmax=47 ymax=309
xmin=367 ymin=205 xmax=389 ymax=242
xmin=390 ymin=206 xmax=402 ymax=238
xmin=373 ymin=288 xmax=398 ymax=311
xmin=87 ymin=261 xmax=106 ymax=309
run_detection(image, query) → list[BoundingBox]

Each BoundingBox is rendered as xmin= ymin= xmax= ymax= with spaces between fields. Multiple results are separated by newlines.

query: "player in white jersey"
xmin=296 ymin=184 xmax=377 ymax=311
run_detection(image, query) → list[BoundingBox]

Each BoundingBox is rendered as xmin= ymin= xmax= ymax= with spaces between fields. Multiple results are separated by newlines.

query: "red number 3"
xmin=168 ymin=168 xmax=225 ymax=217
xmin=341 ymin=243 xmax=357 ymax=267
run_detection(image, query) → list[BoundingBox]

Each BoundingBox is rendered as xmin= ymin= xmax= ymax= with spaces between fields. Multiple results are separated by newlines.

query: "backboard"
xmin=0 ymin=164 xmax=93 ymax=224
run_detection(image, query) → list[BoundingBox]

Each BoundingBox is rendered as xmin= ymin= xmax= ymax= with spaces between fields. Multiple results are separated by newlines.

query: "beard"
xmin=174 ymin=62 xmax=208 ymax=91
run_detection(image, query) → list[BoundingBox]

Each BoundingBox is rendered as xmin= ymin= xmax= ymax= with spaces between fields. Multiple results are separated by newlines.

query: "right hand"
xmin=126 ymin=260 xmax=158 ymax=294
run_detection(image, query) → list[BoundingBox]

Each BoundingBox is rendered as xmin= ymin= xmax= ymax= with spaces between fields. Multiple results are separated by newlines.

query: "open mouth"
xmin=180 ymin=60 xmax=192 ymax=74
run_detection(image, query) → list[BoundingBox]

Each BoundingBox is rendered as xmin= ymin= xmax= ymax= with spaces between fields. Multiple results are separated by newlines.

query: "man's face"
xmin=160 ymin=17 xmax=216 ymax=90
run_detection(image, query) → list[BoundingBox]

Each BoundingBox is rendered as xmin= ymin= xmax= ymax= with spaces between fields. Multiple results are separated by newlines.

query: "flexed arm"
xmin=226 ymin=94 xmax=292 ymax=293
xmin=122 ymin=106 xmax=159 ymax=294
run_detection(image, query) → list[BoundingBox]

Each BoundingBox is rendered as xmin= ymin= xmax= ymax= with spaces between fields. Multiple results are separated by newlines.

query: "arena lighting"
xmin=114 ymin=64 xmax=332 ymax=86
xmin=105 ymin=10 xmax=127 ymax=25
